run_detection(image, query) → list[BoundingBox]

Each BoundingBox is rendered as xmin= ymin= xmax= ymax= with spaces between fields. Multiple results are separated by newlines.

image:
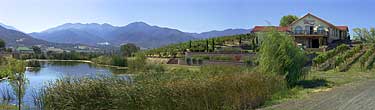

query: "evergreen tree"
xmin=212 ymin=39 xmax=215 ymax=52
xmin=0 ymin=39 xmax=5 ymax=50
xmin=206 ymin=40 xmax=209 ymax=52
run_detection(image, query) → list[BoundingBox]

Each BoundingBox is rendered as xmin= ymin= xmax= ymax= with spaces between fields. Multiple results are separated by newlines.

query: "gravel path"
xmin=262 ymin=80 xmax=375 ymax=110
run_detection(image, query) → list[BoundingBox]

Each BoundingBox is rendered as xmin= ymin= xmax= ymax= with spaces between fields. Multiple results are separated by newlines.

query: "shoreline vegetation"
xmin=0 ymin=56 xmax=27 ymax=110
xmin=25 ymin=59 xmax=128 ymax=70
xmin=38 ymin=65 xmax=286 ymax=110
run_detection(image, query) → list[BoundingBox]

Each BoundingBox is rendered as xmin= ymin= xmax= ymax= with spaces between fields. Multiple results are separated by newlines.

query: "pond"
xmin=0 ymin=61 xmax=128 ymax=108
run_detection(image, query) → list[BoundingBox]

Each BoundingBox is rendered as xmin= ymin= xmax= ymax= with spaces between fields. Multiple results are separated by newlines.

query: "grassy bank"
xmin=91 ymin=55 xmax=127 ymax=67
xmin=38 ymin=65 xmax=286 ymax=110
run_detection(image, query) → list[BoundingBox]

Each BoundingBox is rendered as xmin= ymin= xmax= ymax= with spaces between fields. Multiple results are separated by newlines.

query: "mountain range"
xmin=30 ymin=22 xmax=251 ymax=48
xmin=0 ymin=24 xmax=84 ymax=50
xmin=0 ymin=23 xmax=20 ymax=31
xmin=0 ymin=26 xmax=49 ymax=47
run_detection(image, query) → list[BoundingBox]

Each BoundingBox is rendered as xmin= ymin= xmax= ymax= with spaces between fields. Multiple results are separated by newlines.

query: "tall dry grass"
xmin=39 ymin=65 xmax=285 ymax=110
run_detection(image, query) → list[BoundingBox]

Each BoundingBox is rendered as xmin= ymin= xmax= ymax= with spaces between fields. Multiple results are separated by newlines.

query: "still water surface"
xmin=0 ymin=61 xmax=128 ymax=108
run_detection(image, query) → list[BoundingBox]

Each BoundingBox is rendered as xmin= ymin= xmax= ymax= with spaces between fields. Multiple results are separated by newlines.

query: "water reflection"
xmin=27 ymin=67 xmax=41 ymax=73
xmin=0 ymin=61 xmax=129 ymax=108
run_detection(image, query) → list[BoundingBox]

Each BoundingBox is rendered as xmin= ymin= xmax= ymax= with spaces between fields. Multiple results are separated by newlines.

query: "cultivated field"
xmin=261 ymin=44 xmax=375 ymax=110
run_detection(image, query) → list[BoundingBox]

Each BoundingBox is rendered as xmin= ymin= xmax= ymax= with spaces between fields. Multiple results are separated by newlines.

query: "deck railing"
xmin=291 ymin=30 xmax=329 ymax=36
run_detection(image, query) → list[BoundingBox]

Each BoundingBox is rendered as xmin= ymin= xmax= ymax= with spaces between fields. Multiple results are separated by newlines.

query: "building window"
xmin=318 ymin=26 xmax=324 ymax=34
xmin=295 ymin=26 xmax=302 ymax=34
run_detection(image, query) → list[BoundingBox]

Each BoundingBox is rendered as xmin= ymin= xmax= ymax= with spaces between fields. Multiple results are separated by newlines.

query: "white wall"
xmin=290 ymin=15 xmax=341 ymax=43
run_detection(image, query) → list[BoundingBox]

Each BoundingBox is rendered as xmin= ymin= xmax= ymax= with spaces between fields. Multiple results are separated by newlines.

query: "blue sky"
xmin=0 ymin=0 xmax=374 ymax=33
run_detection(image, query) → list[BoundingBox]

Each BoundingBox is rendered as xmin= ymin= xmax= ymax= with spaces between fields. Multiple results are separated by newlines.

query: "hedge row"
xmin=337 ymin=45 xmax=365 ymax=72
xmin=359 ymin=44 xmax=375 ymax=70
xmin=313 ymin=44 xmax=350 ymax=66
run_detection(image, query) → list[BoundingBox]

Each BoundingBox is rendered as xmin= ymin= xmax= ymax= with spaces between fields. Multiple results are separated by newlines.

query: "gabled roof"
xmin=290 ymin=13 xmax=347 ymax=31
xmin=336 ymin=26 xmax=349 ymax=31
xmin=251 ymin=13 xmax=349 ymax=32
xmin=251 ymin=26 xmax=290 ymax=33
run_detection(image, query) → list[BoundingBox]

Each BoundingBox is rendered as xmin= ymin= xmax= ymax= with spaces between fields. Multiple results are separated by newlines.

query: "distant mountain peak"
xmin=60 ymin=23 xmax=114 ymax=27
xmin=42 ymin=23 xmax=116 ymax=33
xmin=126 ymin=22 xmax=150 ymax=27
xmin=102 ymin=23 xmax=113 ymax=27
xmin=0 ymin=23 xmax=20 ymax=31
xmin=61 ymin=23 xmax=75 ymax=26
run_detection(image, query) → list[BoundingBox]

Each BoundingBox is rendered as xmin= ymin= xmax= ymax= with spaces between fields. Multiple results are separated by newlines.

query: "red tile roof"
xmin=336 ymin=26 xmax=348 ymax=31
xmin=251 ymin=26 xmax=290 ymax=33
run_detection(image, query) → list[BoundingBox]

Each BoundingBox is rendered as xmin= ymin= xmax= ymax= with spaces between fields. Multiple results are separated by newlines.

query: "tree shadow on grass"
xmin=295 ymin=79 xmax=330 ymax=88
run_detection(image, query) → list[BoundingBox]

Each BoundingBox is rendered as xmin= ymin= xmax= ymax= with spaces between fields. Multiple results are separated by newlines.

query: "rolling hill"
xmin=0 ymin=25 xmax=51 ymax=47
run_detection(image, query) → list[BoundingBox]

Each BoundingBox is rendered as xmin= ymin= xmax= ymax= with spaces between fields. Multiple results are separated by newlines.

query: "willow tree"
xmin=259 ymin=29 xmax=307 ymax=86
xmin=353 ymin=28 xmax=375 ymax=43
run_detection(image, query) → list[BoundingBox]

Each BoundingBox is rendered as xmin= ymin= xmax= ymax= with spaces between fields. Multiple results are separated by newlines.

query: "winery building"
xmin=251 ymin=13 xmax=350 ymax=51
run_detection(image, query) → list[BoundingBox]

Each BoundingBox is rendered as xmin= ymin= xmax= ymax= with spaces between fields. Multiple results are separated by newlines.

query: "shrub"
xmin=128 ymin=53 xmax=166 ymax=73
xmin=91 ymin=56 xmax=128 ymax=67
xmin=111 ymin=56 xmax=127 ymax=67
xmin=91 ymin=56 xmax=112 ymax=65
xmin=26 ymin=60 xmax=41 ymax=67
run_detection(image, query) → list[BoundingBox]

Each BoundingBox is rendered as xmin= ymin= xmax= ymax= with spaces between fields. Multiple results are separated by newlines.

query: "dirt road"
xmin=262 ymin=80 xmax=375 ymax=110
